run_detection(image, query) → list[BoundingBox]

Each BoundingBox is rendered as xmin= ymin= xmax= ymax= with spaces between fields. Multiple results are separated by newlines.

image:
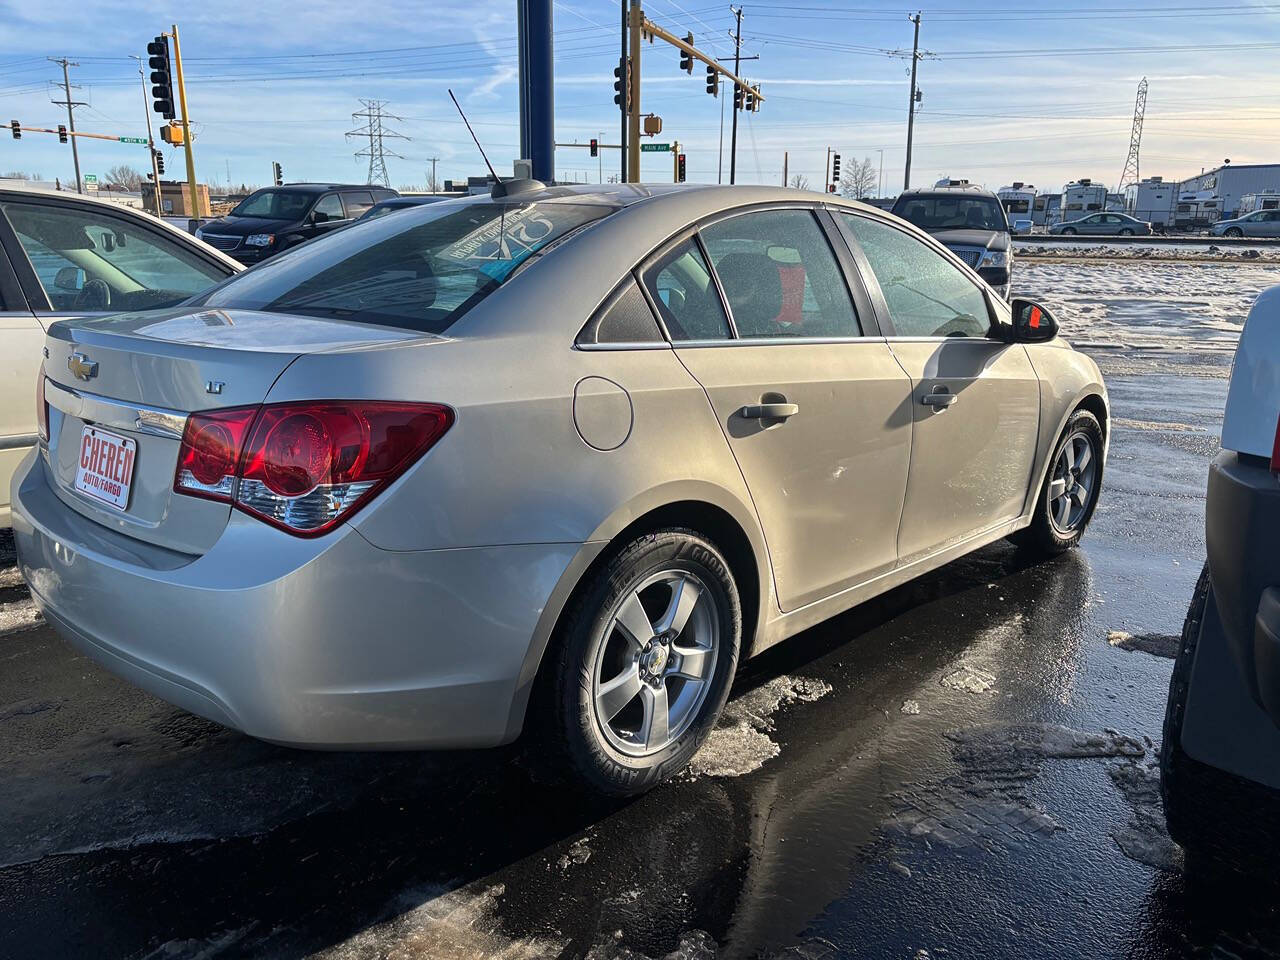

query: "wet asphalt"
xmin=1 ymin=256 xmax=1278 ymax=959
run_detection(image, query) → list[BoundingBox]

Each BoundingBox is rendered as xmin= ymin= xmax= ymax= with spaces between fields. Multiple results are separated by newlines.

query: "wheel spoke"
xmin=670 ymin=643 xmax=712 ymax=680
xmin=655 ymin=575 xmax=702 ymax=638
xmin=639 ymin=682 xmax=670 ymax=749
xmin=1048 ymin=477 xmax=1067 ymax=501
xmin=597 ymin=664 xmax=643 ymax=722
xmin=1071 ymin=481 xmax=1088 ymax=507
xmin=1074 ymin=440 xmax=1092 ymax=472
xmin=613 ymin=589 xmax=654 ymax=650
xmin=1054 ymin=493 xmax=1072 ymax=527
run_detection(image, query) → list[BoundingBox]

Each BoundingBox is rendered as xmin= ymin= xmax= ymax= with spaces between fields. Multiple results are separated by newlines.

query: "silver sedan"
xmin=11 ymin=183 xmax=1108 ymax=794
xmin=1050 ymin=212 xmax=1153 ymax=236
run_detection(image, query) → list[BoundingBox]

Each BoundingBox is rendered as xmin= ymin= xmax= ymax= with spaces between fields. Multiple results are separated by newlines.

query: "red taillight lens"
xmin=173 ymin=407 xmax=258 ymax=502
xmin=35 ymin=368 xmax=48 ymax=442
xmin=173 ymin=401 xmax=453 ymax=536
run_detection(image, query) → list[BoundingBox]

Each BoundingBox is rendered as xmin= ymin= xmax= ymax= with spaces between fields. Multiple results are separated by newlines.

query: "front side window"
xmin=640 ymin=236 xmax=731 ymax=341
xmin=313 ymin=193 xmax=345 ymax=222
xmin=700 ymin=209 xmax=860 ymax=338
xmin=192 ymin=198 xmax=613 ymax=334
xmin=841 ymin=214 xmax=991 ymax=339
xmin=2 ymin=200 xmax=228 ymax=312
xmin=230 ymin=189 xmax=313 ymax=219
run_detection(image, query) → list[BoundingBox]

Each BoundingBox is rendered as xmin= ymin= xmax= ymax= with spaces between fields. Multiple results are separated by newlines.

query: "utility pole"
xmin=130 ymin=55 xmax=162 ymax=215
xmin=903 ymin=12 xmax=921 ymax=191
xmin=782 ymin=151 xmax=787 ymax=187
xmin=169 ymin=24 xmax=200 ymax=219
xmin=48 ymin=58 xmax=83 ymax=194
xmin=876 ymin=148 xmax=884 ymax=199
xmin=728 ymin=5 xmax=743 ymax=185
xmin=426 ymin=156 xmax=440 ymax=192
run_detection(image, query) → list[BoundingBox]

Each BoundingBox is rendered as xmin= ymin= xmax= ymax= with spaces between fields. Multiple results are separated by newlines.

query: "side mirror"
xmin=54 ymin=266 xmax=85 ymax=291
xmin=1009 ymin=297 xmax=1059 ymax=343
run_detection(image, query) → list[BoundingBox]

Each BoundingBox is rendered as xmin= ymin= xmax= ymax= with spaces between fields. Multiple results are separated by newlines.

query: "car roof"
xmin=264 ymin=183 xmax=394 ymax=194
xmin=895 ymin=186 xmax=1000 ymax=200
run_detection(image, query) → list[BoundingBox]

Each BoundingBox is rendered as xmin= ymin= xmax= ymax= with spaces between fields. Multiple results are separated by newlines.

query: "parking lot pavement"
xmin=1 ymin=257 xmax=1278 ymax=959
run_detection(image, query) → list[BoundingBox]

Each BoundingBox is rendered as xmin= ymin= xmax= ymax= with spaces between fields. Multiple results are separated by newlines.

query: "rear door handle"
xmin=920 ymin=391 xmax=958 ymax=408
xmin=740 ymin=402 xmax=800 ymax=420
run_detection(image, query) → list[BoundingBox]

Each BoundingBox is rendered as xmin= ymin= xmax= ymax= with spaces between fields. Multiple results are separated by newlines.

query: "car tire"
xmin=1225 ymin=227 xmax=1244 ymax=238
xmin=541 ymin=528 xmax=741 ymax=796
xmin=1061 ymin=227 xmax=1077 ymax=235
xmin=1119 ymin=228 xmax=1134 ymax=236
xmin=1012 ymin=409 xmax=1104 ymax=557
xmin=1160 ymin=565 xmax=1280 ymax=884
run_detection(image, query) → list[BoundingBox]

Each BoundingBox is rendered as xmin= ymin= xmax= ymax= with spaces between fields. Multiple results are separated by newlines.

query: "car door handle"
xmin=740 ymin=402 xmax=800 ymax=420
xmin=920 ymin=391 xmax=958 ymax=408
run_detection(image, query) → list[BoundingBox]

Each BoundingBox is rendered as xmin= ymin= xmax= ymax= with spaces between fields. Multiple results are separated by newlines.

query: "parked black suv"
xmin=891 ymin=181 xmax=1013 ymax=298
xmin=196 ymin=184 xmax=398 ymax=264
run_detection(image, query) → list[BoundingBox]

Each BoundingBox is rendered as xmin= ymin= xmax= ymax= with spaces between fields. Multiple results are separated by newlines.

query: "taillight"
xmin=174 ymin=407 xmax=258 ymax=502
xmin=35 ymin=368 xmax=48 ymax=442
xmin=173 ymin=401 xmax=453 ymax=536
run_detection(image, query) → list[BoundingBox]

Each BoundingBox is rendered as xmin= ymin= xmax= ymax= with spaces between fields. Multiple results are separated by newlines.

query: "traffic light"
xmin=679 ymin=33 xmax=694 ymax=74
xmin=147 ymin=36 xmax=175 ymax=119
xmin=831 ymin=153 xmax=841 ymax=182
xmin=613 ymin=59 xmax=630 ymax=109
xmin=751 ymin=85 xmax=762 ymax=112
xmin=57 ymin=124 xmax=67 ymax=144
xmin=589 ymin=138 xmax=598 ymax=158
xmin=10 ymin=120 xmax=19 ymax=140
xmin=705 ymin=65 xmax=717 ymax=96
xmin=733 ymin=85 xmax=743 ymax=110
xmin=677 ymin=153 xmax=687 ymax=183
xmin=743 ymin=88 xmax=755 ymax=112
xmin=273 ymin=162 xmax=283 ymax=186
xmin=159 ymin=123 xmax=183 ymax=146
xmin=153 ymin=148 xmax=165 ymax=176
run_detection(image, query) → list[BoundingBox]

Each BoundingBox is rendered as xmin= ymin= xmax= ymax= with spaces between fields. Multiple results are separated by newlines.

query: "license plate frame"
xmin=73 ymin=425 xmax=137 ymax=512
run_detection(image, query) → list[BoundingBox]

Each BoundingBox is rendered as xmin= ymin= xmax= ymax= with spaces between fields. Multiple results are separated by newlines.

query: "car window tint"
xmin=341 ymin=191 xmax=374 ymax=219
xmin=192 ymin=199 xmax=614 ymax=334
xmin=230 ymin=189 xmax=312 ymax=219
xmin=841 ymin=214 xmax=991 ymax=339
xmin=578 ymin=278 xmax=664 ymax=345
xmin=700 ymin=209 xmax=860 ymax=339
xmin=2 ymin=200 xmax=228 ymax=312
xmin=640 ymin=236 xmax=731 ymax=341
xmin=314 ymin=194 xmax=345 ymax=221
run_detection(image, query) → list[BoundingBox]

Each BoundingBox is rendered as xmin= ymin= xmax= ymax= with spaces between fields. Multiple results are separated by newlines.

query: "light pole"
xmin=130 ymin=54 xmax=163 ymax=216
xmin=876 ymin=148 xmax=884 ymax=199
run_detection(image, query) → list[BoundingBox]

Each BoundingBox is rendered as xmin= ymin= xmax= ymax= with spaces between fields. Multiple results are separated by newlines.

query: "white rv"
xmin=1061 ymin=179 xmax=1108 ymax=221
xmin=1125 ymin=177 xmax=1176 ymax=231
xmin=1174 ymin=190 xmax=1223 ymax=231
xmin=1032 ymin=192 xmax=1061 ymax=227
xmin=1239 ymin=192 xmax=1280 ymax=215
xmin=997 ymin=182 xmax=1036 ymax=218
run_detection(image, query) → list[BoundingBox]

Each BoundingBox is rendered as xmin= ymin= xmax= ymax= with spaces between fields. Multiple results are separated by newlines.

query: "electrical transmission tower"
xmin=346 ymin=99 xmax=409 ymax=187
xmin=1119 ymin=76 xmax=1148 ymax=190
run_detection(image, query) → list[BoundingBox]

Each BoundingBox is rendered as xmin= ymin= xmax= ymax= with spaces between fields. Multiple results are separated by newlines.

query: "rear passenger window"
xmin=700 ymin=209 xmax=860 ymax=338
xmin=578 ymin=279 xmax=664 ymax=345
xmin=640 ymin=237 xmax=732 ymax=341
xmin=841 ymin=214 xmax=991 ymax=339
xmin=341 ymin=191 xmax=375 ymax=219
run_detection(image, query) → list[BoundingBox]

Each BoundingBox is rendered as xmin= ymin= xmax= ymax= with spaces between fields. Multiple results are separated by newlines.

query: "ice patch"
xmin=947 ymin=723 xmax=1145 ymax=765
xmin=1107 ymin=630 xmax=1180 ymax=659
xmin=1112 ymin=417 xmax=1205 ymax=433
xmin=688 ymin=676 xmax=832 ymax=779
xmin=940 ymin=665 xmax=996 ymax=694
xmin=1108 ymin=760 xmax=1182 ymax=872
xmin=557 ymin=836 xmax=592 ymax=870
xmin=587 ymin=929 xmax=718 ymax=960
xmin=312 ymin=883 xmax=565 ymax=960
xmin=900 ymin=700 xmax=921 ymax=715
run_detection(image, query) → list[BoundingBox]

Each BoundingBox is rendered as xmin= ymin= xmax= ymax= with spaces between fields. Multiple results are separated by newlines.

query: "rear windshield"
xmin=190 ymin=199 xmax=613 ymax=333
xmin=230 ymin=189 xmax=315 ymax=219
xmin=892 ymin=194 xmax=1008 ymax=233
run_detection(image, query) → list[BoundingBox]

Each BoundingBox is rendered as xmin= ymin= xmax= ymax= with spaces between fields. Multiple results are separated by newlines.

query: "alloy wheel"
xmin=1047 ymin=431 xmax=1099 ymax=535
xmin=592 ymin=570 xmax=719 ymax=757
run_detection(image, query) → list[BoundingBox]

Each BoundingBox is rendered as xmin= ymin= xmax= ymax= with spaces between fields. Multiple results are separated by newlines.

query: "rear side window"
xmin=640 ymin=237 xmax=731 ymax=341
xmin=341 ymin=191 xmax=375 ymax=219
xmin=841 ymin=214 xmax=990 ymax=339
xmin=577 ymin=279 xmax=663 ymax=345
xmin=700 ymin=209 xmax=860 ymax=338
xmin=192 ymin=199 xmax=613 ymax=334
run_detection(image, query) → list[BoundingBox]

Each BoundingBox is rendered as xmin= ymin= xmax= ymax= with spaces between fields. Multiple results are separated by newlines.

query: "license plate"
xmin=74 ymin=426 xmax=136 ymax=511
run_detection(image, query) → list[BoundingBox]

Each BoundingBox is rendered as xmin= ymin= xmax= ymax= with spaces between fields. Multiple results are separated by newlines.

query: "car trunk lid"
xmin=41 ymin=307 xmax=431 ymax=555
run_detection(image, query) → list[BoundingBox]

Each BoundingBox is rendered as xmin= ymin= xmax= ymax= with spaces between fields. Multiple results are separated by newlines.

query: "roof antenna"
xmin=448 ymin=88 xmax=501 ymax=185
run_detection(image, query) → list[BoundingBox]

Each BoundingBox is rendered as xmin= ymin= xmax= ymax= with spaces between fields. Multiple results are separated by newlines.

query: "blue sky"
xmin=2 ymin=0 xmax=1279 ymax=195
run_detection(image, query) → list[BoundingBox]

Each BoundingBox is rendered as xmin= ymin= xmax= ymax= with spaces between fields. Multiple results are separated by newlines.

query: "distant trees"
xmin=788 ymin=173 xmax=810 ymax=191
xmin=103 ymin=165 xmax=144 ymax=190
xmin=840 ymin=156 xmax=877 ymax=199
xmin=2 ymin=170 xmax=44 ymax=180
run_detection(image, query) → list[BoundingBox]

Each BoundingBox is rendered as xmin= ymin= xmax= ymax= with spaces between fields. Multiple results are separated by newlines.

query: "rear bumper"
xmin=11 ymin=449 xmax=586 ymax=749
xmin=1206 ymin=450 xmax=1280 ymax=724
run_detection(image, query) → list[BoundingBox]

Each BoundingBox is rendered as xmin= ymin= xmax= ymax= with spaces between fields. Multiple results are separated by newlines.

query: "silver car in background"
xmin=1210 ymin=209 xmax=1280 ymax=238
xmin=12 ymin=183 xmax=1108 ymax=794
xmin=1049 ymin=212 xmax=1153 ymax=236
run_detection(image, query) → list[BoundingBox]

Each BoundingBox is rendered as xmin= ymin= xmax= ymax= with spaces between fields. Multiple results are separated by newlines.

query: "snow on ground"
xmin=1014 ymin=239 xmax=1280 ymax=262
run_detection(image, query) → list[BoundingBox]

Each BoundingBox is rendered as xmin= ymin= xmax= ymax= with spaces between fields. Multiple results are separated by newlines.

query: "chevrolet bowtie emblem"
xmin=68 ymin=352 xmax=98 ymax=381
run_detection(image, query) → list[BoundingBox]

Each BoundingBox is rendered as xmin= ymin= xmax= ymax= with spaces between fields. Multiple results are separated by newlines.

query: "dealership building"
xmin=1178 ymin=163 xmax=1280 ymax=219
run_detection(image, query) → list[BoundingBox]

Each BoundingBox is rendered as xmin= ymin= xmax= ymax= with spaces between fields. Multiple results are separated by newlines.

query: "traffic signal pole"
xmin=132 ymin=56 xmax=163 ymax=216
xmin=627 ymin=0 xmax=642 ymax=183
xmin=169 ymin=24 xmax=199 ymax=220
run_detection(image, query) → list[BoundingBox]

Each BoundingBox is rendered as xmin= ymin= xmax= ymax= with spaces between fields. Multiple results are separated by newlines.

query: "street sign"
xmin=640 ymin=143 xmax=671 ymax=153
xmin=83 ymin=174 xmax=97 ymax=182
xmin=118 ymin=137 xmax=148 ymax=144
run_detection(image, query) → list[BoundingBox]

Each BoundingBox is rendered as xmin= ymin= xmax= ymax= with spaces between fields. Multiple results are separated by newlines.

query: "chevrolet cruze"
xmin=11 ymin=183 xmax=1108 ymax=794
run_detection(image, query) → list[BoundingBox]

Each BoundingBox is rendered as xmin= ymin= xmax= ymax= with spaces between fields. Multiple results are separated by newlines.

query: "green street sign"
xmin=118 ymin=137 xmax=148 ymax=144
xmin=83 ymin=174 xmax=97 ymax=183
xmin=640 ymin=143 xmax=671 ymax=153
